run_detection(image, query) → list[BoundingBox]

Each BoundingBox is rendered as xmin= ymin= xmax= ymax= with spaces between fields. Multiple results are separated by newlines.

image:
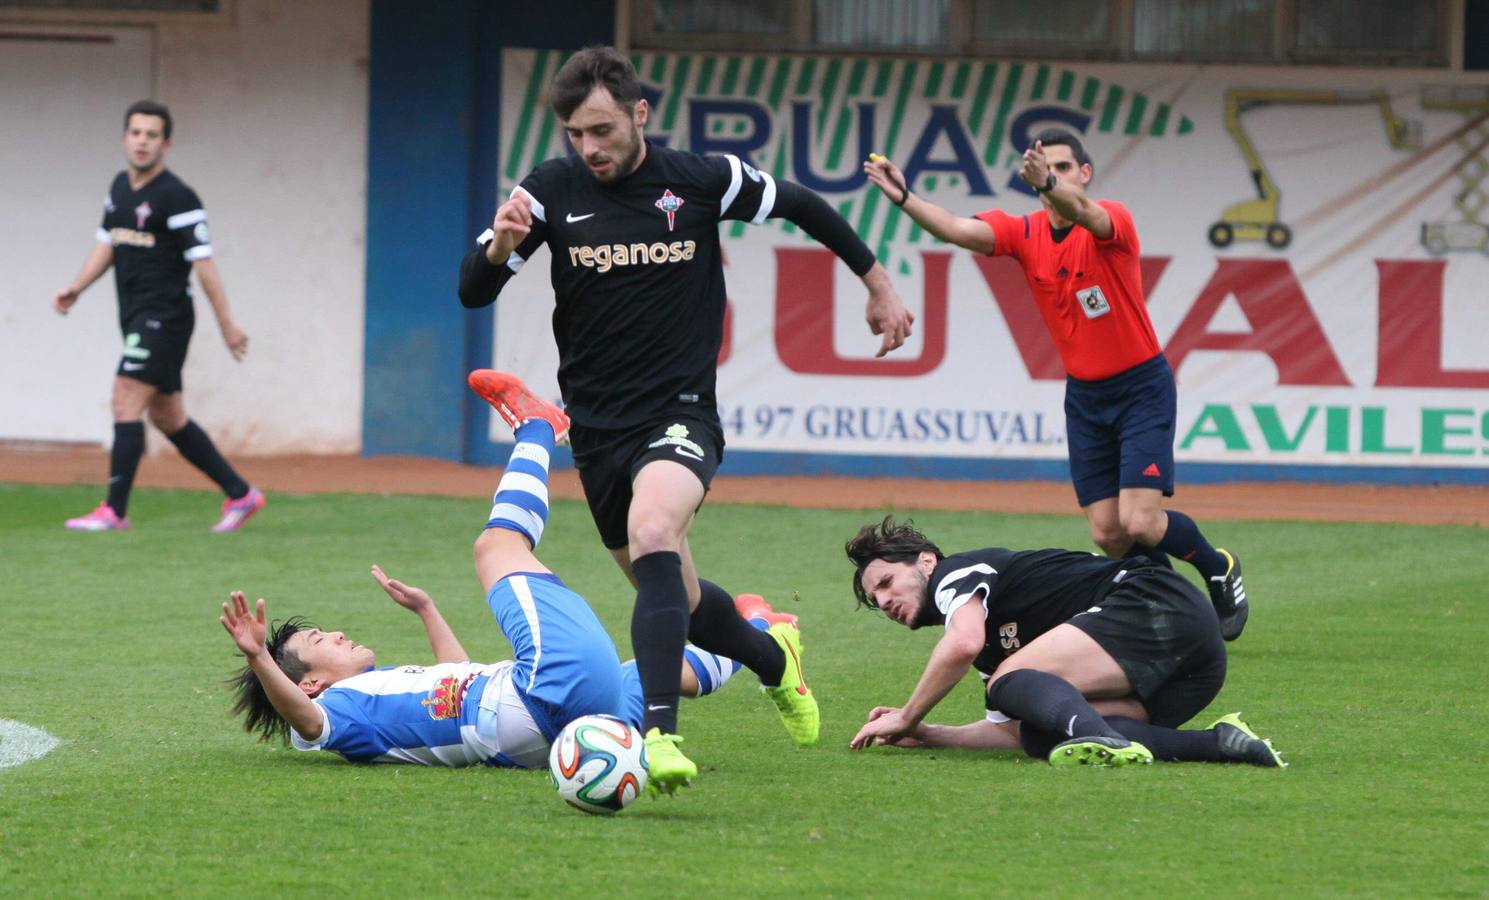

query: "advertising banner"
xmin=494 ymin=49 xmax=1489 ymax=476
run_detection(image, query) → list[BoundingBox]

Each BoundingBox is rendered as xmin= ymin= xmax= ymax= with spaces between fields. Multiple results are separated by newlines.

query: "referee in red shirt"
xmin=864 ymin=129 xmax=1247 ymax=641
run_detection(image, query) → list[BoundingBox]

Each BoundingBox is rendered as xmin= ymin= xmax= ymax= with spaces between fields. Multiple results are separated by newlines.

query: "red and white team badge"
xmin=134 ymin=201 xmax=152 ymax=229
xmin=654 ymin=189 xmax=684 ymax=232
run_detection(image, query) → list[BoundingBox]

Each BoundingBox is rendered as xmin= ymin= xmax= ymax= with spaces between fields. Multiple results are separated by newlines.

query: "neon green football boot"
xmin=762 ymin=622 xmax=820 ymax=746
xmin=643 ymin=728 xmax=697 ymax=796
xmin=1048 ymin=736 xmax=1155 ymax=768
xmin=1210 ymin=712 xmax=1288 ymax=768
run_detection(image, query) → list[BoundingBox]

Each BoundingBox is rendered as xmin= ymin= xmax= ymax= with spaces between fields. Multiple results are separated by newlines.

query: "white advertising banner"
xmin=494 ymin=49 xmax=1489 ymax=473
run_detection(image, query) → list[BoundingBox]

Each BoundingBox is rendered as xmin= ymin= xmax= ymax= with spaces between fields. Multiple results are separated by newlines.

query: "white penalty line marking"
xmin=0 ymin=719 xmax=62 ymax=769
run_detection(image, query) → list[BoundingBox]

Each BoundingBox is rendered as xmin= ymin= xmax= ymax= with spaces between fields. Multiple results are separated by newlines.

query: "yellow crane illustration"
xmin=1208 ymin=88 xmax=1420 ymax=250
xmin=1419 ymin=84 xmax=1489 ymax=255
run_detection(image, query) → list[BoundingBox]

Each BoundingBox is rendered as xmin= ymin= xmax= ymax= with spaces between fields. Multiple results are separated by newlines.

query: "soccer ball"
xmin=547 ymin=714 xmax=648 ymax=814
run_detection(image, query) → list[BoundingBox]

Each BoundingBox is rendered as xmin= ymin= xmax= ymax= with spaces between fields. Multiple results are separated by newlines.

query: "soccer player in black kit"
xmin=460 ymin=46 xmax=915 ymax=793
xmin=53 ymin=101 xmax=264 ymax=533
xmin=846 ymin=518 xmax=1285 ymax=768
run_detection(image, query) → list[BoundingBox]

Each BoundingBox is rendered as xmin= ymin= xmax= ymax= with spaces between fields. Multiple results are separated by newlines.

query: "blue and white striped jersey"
xmin=291 ymin=660 xmax=523 ymax=766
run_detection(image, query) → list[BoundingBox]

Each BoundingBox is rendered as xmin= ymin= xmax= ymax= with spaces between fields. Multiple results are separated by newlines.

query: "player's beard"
xmin=905 ymin=569 xmax=942 ymax=630
xmin=589 ymin=124 xmax=645 ymax=184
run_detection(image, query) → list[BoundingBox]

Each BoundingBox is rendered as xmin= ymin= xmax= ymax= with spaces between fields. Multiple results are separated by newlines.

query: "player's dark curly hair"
xmin=1032 ymin=127 xmax=1092 ymax=171
xmin=124 ymin=99 xmax=173 ymax=139
xmin=550 ymin=45 xmax=644 ymax=120
xmin=228 ymin=616 xmax=314 ymax=744
xmin=844 ymin=516 xmax=943 ymax=610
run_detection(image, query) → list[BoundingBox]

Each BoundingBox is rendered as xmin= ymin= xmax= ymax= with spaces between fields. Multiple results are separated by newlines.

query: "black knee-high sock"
xmin=106 ymin=421 xmax=146 ymax=517
xmin=166 ymin=420 xmax=248 ymax=499
xmin=1018 ymin=724 xmax=1064 ymax=759
xmin=1123 ymin=542 xmax=1173 ymax=570
xmin=631 ymin=551 xmax=690 ymax=735
xmin=1105 ymin=716 xmax=1226 ymax=762
xmin=986 ymin=669 xmax=1124 ymax=743
xmin=689 ymin=580 xmax=785 ymax=685
xmin=1156 ymin=510 xmax=1227 ymax=579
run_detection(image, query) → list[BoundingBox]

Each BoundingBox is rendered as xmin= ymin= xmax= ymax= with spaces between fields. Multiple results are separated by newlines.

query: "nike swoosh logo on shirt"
xmin=565 ymin=212 xmax=595 ymax=223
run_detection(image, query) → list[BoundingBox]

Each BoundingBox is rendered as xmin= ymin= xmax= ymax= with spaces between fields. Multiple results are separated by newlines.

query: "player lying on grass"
xmin=845 ymin=517 xmax=1285 ymax=768
xmin=221 ymin=372 xmax=803 ymax=775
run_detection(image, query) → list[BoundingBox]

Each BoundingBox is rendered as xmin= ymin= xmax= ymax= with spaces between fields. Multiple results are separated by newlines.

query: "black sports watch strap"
xmin=1034 ymin=172 xmax=1057 ymax=194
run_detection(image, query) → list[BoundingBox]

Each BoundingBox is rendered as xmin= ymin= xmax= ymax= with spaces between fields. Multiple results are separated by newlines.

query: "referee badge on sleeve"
xmin=1076 ymin=284 xmax=1112 ymax=318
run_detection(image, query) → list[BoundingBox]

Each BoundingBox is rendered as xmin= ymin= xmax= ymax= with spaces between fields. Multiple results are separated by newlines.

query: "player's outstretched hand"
xmin=371 ymin=564 xmax=433 ymax=614
xmin=220 ymin=590 xmax=268 ymax=658
xmin=863 ymin=265 xmax=914 ymax=357
xmin=850 ymin=706 xmax=915 ymax=750
xmin=1019 ymin=139 xmax=1050 ymax=190
xmin=52 ymin=287 xmax=80 ymax=316
xmin=862 ymin=153 xmax=910 ymax=206
xmin=486 ymin=192 xmax=533 ymax=264
xmin=220 ymin=320 xmax=249 ymax=361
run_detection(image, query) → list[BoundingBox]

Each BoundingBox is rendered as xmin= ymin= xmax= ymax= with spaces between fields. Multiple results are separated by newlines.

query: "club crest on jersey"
xmin=654 ymin=189 xmax=684 ymax=232
xmin=421 ymin=673 xmax=477 ymax=720
xmin=134 ymin=201 xmax=152 ymax=229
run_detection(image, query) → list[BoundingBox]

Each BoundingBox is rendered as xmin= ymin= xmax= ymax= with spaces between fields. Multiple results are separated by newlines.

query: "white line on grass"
xmin=0 ymin=719 xmax=62 ymax=768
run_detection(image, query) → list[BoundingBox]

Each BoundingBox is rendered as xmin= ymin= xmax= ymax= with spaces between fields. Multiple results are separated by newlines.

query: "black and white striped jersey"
xmin=459 ymin=141 xmax=777 ymax=431
xmin=97 ymin=169 xmax=211 ymax=331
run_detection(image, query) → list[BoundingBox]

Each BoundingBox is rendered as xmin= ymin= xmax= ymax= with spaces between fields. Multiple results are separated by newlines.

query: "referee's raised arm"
xmin=863 ymin=152 xmax=996 ymax=254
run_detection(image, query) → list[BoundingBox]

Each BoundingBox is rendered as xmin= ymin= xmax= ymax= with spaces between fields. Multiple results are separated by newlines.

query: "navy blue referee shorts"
xmin=1064 ymin=353 xmax=1176 ymax=508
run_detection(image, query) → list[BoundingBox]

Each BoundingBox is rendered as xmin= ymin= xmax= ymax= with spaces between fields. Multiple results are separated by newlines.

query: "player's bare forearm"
xmin=222 ymin=593 xmax=321 ymax=738
xmin=371 ymin=565 xmax=469 ymax=662
xmin=901 ymin=194 xmax=996 ymax=253
xmin=193 ymin=258 xmax=233 ymax=321
xmin=55 ymin=243 xmax=114 ymax=313
xmin=899 ymin=605 xmax=984 ymax=724
xmin=916 ymin=719 xmax=1022 ymax=750
xmin=73 ymin=242 xmax=114 ymax=290
xmin=245 ymin=648 xmax=325 ymax=740
xmin=864 ymin=154 xmax=994 ymax=253
xmin=899 ymin=640 xmax=980 ymax=727
xmin=194 ymin=258 xmax=249 ymax=359
xmin=418 ymin=607 xmax=470 ymax=664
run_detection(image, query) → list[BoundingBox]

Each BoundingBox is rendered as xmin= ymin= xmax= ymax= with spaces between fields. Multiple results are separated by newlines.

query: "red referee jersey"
xmin=976 ymin=200 xmax=1161 ymax=381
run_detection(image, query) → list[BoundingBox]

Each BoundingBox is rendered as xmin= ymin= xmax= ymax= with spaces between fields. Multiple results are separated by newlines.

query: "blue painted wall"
xmin=363 ymin=0 xmax=613 ymax=459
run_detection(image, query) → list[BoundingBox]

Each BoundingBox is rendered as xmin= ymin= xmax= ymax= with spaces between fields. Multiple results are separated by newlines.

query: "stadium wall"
xmin=6 ymin=2 xmax=1487 ymax=486
xmin=0 ymin=0 xmax=369 ymax=454
xmin=466 ymin=42 xmax=1489 ymax=486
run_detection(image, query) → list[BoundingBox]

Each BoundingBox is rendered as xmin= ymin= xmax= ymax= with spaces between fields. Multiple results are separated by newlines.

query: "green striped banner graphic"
xmin=503 ymin=50 xmax=1195 ymax=269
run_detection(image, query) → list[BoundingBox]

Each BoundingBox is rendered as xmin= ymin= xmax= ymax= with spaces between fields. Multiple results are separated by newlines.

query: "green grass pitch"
xmin=2 ymin=482 xmax=1486 ymax=895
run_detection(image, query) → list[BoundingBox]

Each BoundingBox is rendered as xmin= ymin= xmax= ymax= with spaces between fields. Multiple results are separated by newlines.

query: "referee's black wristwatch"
xmin=1034 ymin=172 xmax=1057 ymax=194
